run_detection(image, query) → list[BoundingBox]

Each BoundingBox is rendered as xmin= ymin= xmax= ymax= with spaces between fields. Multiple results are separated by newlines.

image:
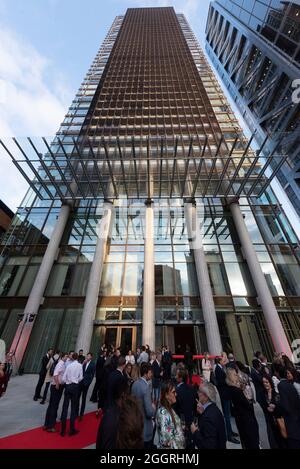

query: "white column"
xmin=76 ymin=200 xmax=114 ymax=352
xmin=229 ymin=200 xmax=292 ymax=357
xmin=142 ymin=200 xmax=155 ymax=351
xmin=10 ymin=203 xmax=71 ymax=371
xmin=184 ymin=201 xmax=223 ymax=356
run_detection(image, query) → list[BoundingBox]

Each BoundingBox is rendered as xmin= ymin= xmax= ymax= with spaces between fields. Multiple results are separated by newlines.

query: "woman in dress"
xmin=261 ymin=375 xmax=286 ymax=449
xmin=226 ymin=367 xmax=260 ymax=449
xmin=125 ymin=350 xmax=135 ymax=366
xmin=155 ymin=380 xmax=185 ymax=449
xmin=201 ymin=352 xmax=212 ymax=382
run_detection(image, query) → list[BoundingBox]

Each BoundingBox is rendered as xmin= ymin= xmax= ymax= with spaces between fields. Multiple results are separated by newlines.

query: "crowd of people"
xmin=2 ymin=343 xmax=300 ymax=449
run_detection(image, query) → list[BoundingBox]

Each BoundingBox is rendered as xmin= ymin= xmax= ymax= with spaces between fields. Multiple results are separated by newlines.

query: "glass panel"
xmin=18 ymin=266 xmax=39 ymax=296
xmin=120 ymin=328 xmax=133 ymax=355
xmin=105 ymin=328 xmax=118 ymax=348
xmin=45 ymin=265 xmax=69 ymax=296
xmin=100 ymin=263 xmax=123 ymax=295
xmin=0 ymin=266 xmax=26 ymax=296
xmin=56 ymin=309 xmax=83 ymax=353
xmin=123 ymin=263 xmax=143 ymax=295
xmin=22 ymin=309 xmax=64 ymax=372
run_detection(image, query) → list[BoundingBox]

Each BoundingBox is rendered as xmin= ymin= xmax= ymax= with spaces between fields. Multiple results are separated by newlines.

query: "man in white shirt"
xmin=137 ymin=346 xmax=149 ymax=364
xmin=60 ymin=353 xmax=83 ymax=436
xmin=44 ymin=353 xmax=68 ymax=432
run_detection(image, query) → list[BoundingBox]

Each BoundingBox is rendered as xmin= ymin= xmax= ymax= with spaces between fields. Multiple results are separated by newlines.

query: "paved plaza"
xmin=0 ymin=374 xmax=270 ymax=449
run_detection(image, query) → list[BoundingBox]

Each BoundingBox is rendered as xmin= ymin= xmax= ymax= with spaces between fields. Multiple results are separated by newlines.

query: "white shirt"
xmin=125 ymin=355 xmax=135 ymax=365
xmin=52 ymin=359 xmax=66 ymax=385
xmin=137 ymin=351 xmax=149 ymax=364
xmin=62 ymin=360 xmax=83 ymax=385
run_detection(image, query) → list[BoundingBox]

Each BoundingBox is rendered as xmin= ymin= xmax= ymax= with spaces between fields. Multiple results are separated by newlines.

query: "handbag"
xmin=276 ymin=417 xmax=288 ymax=439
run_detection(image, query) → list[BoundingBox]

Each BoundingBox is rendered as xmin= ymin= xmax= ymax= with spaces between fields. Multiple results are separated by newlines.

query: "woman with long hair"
xmin=155 ymin=380 xmax=185 ymax=449
xmin=116 ymin=395 xmax=144 ymax=449
xmin=226 ymin=368 xmax=260 ymax=449
xmin=261 ymin=374 xmax=286 ymax=449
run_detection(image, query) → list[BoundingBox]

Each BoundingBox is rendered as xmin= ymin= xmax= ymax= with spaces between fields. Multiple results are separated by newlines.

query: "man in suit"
xmin=277 ymin=364 xmax=300 ymax=449
xmin=33 ymin=348 xmax=53 ymax=401
xmin=174 ymin=368 xmax=197 ymax=449
xmin=161 ymin=346 xmax=172 ymax=380
xmin=184 ymin=345 xmax=194 ymax=384
xmin=174 ymin=368 xmax=197 ymax=426
xmin=151 ymin=353 xmax=162 ymax=405
xmin=215 ymin=357 xmax=239 ymax=444
xmin=132 ymin=362 xmax=155 ymax=448
xmin=191 ymin=382 xmax=227 ymax=449
xmin=78 ymin=352 xmax=96 ymax=420
xmin=78 ymin=349 xmax=85 ymax=364
xmin=106 ymin=355 xmax=127 ymax=406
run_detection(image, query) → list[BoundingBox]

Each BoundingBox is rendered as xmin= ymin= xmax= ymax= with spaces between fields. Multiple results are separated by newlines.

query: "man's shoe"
xmin=232 ymin=432 xmax=239 ymax=437
xmin=69 ymin=430 xmax=80 ymax=436
xmin=228 ymin=437 xmax=240 ymax=444
xmin=60 ymin=431 xmax=65 ymax=437
xmin=33 ymin=397 xmax=38 ymax=401
xmin=47 ymin=428 xmax=57 ymax=433
xmin=79 ymin=415 xmax=83 ymax=422
xmin=40 ymin=400 xmax=46 ymax=405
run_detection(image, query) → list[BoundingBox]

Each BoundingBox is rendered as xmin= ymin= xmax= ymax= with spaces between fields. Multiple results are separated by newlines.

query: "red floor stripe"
xmin=0 ymin=411 xmax=101 ymax=449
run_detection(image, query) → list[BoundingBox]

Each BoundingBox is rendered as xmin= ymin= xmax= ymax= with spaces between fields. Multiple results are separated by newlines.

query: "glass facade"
xmin=0 ymin=7 xmax=300 ymax=371
xmin=206 ymin=1 xmax=300 ymax=217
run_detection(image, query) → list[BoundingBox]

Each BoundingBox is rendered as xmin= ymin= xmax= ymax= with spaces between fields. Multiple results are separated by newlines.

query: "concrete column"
xmin=229 ymin=200 xmax=292 ymax=357
xmin=10 ymin=203 xmax=71 ymax=372
xmin=142 ymin=200 xmax=155 ymax=351
xmin=184 ymin=201 xmax=223 ymax=356
xmin=76 ymin=200 xmax=114 ymax=352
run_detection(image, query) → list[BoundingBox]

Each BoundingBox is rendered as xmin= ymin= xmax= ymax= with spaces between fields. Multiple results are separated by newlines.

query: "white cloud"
xmin=0 ymin=25 xmax=72 ymax=211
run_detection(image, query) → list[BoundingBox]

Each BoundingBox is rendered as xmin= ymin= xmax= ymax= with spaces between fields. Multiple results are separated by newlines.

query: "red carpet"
xmin=0 ymin=412 xmax=101 ymax=449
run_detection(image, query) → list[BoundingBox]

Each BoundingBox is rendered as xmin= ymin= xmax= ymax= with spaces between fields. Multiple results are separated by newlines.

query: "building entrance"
xmin=104 ymin=326 xmax=137 ymax=355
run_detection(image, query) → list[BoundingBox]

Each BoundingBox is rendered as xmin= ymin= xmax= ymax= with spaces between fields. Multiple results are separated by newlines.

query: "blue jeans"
xmin=153 ymin=386 xmax=160 ymax=402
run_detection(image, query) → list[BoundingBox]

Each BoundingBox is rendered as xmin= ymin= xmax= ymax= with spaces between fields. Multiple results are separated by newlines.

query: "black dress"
xmin=261 ymin=389 xmax=286 ymax=449
xmin=229 ymin=385 xmax=260 ymax=449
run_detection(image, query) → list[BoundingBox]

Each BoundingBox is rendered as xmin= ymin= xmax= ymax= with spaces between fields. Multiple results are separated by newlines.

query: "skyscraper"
xmin=1 ymin=7 xmax=299 ymax=373
xmin=205 ymin=0 xmax=300 ymax=217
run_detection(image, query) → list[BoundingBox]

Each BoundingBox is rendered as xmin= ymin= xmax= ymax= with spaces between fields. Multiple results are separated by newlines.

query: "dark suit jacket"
xmin=215 ymin=365 xmax=230 ymax=400
xmin=184 ymin=351 xmax=194 ymax=371
xmin=229 ymin=385 xmax=260 ymax=449
xmin=250 ymin=368 xmax=265 ymax=405
xmin=193 ymin=403 xmax=226 ymax=449
xmin=278 ymin=379 xmax=300 ymax=441
xmin=174 ymin=382 xmax=197 ymax=425
xmin=152 ymin=360 xmax=161 ymax=389
xmin=106 ymin=369 xmax=127 ymax=405
xmin=96 ymin=403 xmax=120 ymax=449
xmin=82 ymin=360 xmax=96 ymax=387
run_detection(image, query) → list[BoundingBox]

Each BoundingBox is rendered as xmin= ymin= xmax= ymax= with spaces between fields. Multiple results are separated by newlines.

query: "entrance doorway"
xmin=104 ymin=326 xmax=137 ymax=355
xmin=173 ymin=326 xmax=196 ymax=354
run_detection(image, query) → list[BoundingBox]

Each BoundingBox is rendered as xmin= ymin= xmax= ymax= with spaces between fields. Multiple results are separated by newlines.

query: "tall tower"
xmin=205 ymin=0 xmax=300 ymax=218
xmin=1 ymin=7 xmax=299 ymax=372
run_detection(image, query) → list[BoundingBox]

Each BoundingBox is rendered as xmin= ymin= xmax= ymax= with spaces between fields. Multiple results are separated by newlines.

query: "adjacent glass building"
xmin=205 ymin=0 xmax=300 ymax=216
xmin=0 ymin=7 xmax=300 ymax=373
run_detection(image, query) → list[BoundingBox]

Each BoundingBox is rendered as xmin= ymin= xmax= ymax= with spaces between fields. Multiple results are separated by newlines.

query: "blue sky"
xmin=0 ymin=0 xmax=299 ymax=234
